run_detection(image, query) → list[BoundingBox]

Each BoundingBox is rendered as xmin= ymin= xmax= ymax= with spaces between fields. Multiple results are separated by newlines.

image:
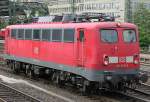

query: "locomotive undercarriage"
xmin=5 ymin=60 xmax=147 ymax=95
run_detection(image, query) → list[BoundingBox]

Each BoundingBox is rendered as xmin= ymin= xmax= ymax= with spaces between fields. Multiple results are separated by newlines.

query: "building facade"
xmin=47 ymin=0 xmax=150 ymax=22
xmin=16 ymin=0 xmax=45 ymax=2
xmin=127 ymin=0 xmax=150 ymax=22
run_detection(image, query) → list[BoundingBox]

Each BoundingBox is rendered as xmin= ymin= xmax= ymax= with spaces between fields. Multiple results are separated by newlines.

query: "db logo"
xmin=34 ymin=47 xmax=39 ymax=54
xmin=119 ymin=57 xmax=126 ymax=62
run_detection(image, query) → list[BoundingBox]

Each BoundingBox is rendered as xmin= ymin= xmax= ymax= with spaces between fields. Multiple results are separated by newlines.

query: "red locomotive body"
xmin=1 ymin=21 xmax=141 ymax=92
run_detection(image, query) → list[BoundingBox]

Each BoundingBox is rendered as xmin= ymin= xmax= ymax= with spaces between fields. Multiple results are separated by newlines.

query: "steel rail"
xmin=126 ymin=86 xmax=150 ymax=96
xmin=138 ymin=83 xmax=150 ymax=95
xmin=116 ymin=91 xmax=150 ymax=102
xmin=119 ymin=84 xmax=150 ymax=102
xmin=0 ymin=82 xmax=42 ymax=102
xmin=0 ymin=98 xmax=7 ymax=102
xmin=141 ymin=83 xmax=150 ymax=87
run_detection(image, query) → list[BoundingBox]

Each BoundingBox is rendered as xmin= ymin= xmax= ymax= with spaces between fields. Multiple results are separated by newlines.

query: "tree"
xmin=133 ymin=4 xmax=150 ymax=47
xmin=0 ymin=19 xmax=8 ymax=30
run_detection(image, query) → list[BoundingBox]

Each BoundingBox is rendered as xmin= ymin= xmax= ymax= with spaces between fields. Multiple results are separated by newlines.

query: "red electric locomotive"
xmin=1 ymin=14 xmax=146 ymax=93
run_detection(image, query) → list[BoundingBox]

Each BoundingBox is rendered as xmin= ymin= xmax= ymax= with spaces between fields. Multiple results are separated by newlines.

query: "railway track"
xmin=140 ymin=64 xmax=150 ymax=77
xmin=0 ymin=64 xmax=150 ymax=102
xmin=139 ymin=83 xmax=150 ymax=94
xmin=140 ymin=63 xmax=150 ymax=66
xmin=0 ymin=82 xmax=41 ymax=102
xmin=115 ymin=83 xmax=150 ymax=102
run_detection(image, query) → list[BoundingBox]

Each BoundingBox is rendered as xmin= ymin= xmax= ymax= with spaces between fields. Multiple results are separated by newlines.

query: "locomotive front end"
xmin=96 ymin=23 xmax=144 ymax=89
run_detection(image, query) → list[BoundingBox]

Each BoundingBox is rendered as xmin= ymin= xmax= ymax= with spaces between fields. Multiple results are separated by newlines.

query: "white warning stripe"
xmin=108 ymin=56 xmax=134 ymax=63
xmin=126 ymin=56 xmax=134 ymax=63
xmin=109 ymin=57 xmax=118 ymax=63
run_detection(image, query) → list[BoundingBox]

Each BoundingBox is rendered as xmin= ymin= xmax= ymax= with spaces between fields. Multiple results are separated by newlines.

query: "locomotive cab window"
xmin=64 ymin=29 xmax=75 ymax=42
xmin=52 ymin=29 xmax=62 ymax=42
xmin=33 ymin=29 xmax=41 ymax=40
xmin=79 ymin=30 xmax=84 ymax=42
xmin=42 ymin=29 xmax=51 ymax=41
xmin=25 ymin=29 xmax=32 ymax=40
xmin=123 ymin=30 xmax=136 ymax=43
xmin=11 ymin=29 xmax=17 ymax=39
xmin=17 ymin=29 xmax=24 ymax=39
xmin=100 ymin=29 xmax=118 ymax=43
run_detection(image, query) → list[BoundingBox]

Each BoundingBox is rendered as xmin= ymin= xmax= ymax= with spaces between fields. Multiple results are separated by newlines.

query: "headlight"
xmin=134 ymin=60 xmax=138 ymax=64
xmin=103 ymin=55 xmax=109 ymax=66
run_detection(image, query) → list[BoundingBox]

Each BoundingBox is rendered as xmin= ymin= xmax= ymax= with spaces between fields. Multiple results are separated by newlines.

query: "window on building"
xmin=11 ymin=29 xmax=17 ymax=39
xmin=99 ymin=3 xmax=103 ymax=10
xmin=17 ymin=29 xmax=24 ymax=39
xmin=25 ymin=29 xmax=32 ymax=40
xmin=33 ymin=29 xmax=41 ymax=40
xmin=52 ymin=29 xmax=62 ymax=42
xmin=64 ymin=29 xmax=75 ymax=42
xmin=42 ymin=29 xmax=51 ymax=41
xmin=115 ymin=2 xmax=120 ymax=9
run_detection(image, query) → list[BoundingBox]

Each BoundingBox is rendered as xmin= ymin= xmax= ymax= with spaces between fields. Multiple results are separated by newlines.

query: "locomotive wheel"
xmin=51 ymin=72 xmax=59 ymax=84
xmin=6 ymin=60 xmax=11 ymax=68
xmin=58 ymin=72 xmax=66 ymax=87
xmin=81 ymin=85 xmax=91 ymax=95
xmin=26 ymin=69 xmax=34 ymax=79
xmin=51 ymin=72 xmax=65 ymax=87
xmin=117 ymin=82 xmax=126 ymax=92
xmin=80 ymin=80 xmax=91 ymax=95
xmin=12 ymin=62 xmax=20 ymax=74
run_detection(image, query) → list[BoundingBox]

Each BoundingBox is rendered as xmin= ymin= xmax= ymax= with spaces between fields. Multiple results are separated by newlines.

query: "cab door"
xmin=77 ymin=28 xmax=85 ymax=67
xmin=32 ymin=29 xmax=41 ymax=59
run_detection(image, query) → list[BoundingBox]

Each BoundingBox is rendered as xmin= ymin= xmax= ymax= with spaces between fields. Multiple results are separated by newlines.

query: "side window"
xmin=33 ymin=29 xmax=41 ymax=40
xmin=25 ymin=29 xmax=32 ymax=40
xmin=79 ymin=30 xmax=84 ymax=42
xmin=11 ymin=29 xmax=17 ymax=39
xmin=42 ymin=29 xmax=51 ymax=41
xmin=52 ymin=29 xmax=62 ymax=42
xmin=17 ymin=29 xmax=24 ymax=39
xmin=64 ymin=29 xmax=75 ymax=42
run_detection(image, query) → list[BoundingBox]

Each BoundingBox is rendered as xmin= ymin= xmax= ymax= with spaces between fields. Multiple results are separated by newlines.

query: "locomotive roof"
xmin=7 ymin=22 xmax=137 ymax=29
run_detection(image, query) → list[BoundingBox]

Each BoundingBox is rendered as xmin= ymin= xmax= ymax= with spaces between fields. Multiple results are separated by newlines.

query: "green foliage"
xmin=0 ymin=21 xmax=8 ymax=30
xmin=133 ymin=4 xmax=150 ymax=47
xmin=31 ymin=8 xmax=48 ymax=17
